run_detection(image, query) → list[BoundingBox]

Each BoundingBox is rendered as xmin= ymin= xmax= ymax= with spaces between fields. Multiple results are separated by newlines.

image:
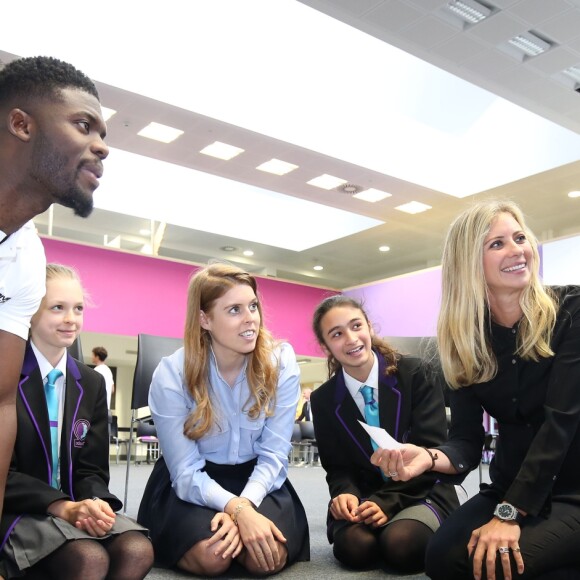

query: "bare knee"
xmin=177 ymin=540 xmax=232 ymax=577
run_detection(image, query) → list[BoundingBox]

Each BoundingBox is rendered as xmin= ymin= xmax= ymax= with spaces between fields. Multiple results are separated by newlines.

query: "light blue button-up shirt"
xmin=149 ymin=342 xmax=301 ymax=512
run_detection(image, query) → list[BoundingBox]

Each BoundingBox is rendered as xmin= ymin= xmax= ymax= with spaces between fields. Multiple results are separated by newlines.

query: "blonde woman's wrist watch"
xmin=494 ymin=502 xmax=524 ymax=525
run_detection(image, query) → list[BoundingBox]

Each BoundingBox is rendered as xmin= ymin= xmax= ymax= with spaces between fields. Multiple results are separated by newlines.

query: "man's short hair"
xmin=0 ymin=55 xmax=99 ymax=108
xmin=92 ymin=346 xmax=108 ymax=362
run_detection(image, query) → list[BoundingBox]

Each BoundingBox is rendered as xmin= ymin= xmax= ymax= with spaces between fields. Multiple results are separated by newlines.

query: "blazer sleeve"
xmin=368 ymin=358 xmax=453 ymax=517
xmin=311 ymin=384 xmax=364 ymax=500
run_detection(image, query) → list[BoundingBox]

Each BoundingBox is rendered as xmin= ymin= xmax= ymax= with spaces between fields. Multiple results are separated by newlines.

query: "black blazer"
xmin=1 ymin=344 xmax=122 ymax=544
xmin=311 ymin=352 xmax=458 ymax=524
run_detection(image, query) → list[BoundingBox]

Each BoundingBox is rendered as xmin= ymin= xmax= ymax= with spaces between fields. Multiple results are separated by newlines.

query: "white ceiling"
xmin=2 ymin=0 xmax=580 ymax=290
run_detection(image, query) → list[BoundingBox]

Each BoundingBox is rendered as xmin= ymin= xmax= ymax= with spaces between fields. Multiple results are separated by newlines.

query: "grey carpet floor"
xmin=110 ymin=461 xmax=486 ymax=579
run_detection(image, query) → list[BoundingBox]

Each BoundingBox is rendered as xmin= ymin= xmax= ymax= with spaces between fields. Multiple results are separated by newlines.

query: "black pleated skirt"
xmin=137 ymin=457 xmax=310 ymax=568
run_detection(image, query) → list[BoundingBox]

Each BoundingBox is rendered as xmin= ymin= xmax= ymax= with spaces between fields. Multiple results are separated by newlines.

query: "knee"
xmin=73 ymin=541 xmax=110 ymax=576
xmin=177 ymin=544 xmax=232 ymax=577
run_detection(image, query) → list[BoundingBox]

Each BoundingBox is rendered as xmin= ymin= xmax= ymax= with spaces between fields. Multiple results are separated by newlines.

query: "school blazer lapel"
xmin=19 ymin=344 xmax=52 ymax=484
xmin=332 ymin=371 xmax=377 ymax=461
xmin=376 ymin=354 xmax=403 ymax=441
xmin=61 ymin=354 xmax=84 ymax=495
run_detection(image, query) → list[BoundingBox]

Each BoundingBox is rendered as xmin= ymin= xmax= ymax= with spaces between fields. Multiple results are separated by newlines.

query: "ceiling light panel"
xmin=256 ymin=158 xmax=299 ymax=175
xmin=137 ymin=122 xmax=184 ymax=143
xmin=200 ymin=141 xmax=244 ymax=160
xmin=562 ymin=65 xmax=580 ymax=83
xmin=507 ymin=32 xmax=552 ymax=57
xmin=307 ymin=174 xmax=347 ymax=190
xmin=100 ymin=106 xmax=117 ymax=121
xmin=395 ymin=201 xmax=432 ymax=214
xmin=446 ymin=0 xmax=492 ymax=24
xmin=97 ymin=148 xmax=383 ymax=252
xmin=353 ymin=188 xmax=392 ymax=203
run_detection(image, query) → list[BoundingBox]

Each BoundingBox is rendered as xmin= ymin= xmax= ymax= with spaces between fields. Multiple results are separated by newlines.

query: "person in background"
xmin=311 ymin=295 xmax=458 ymax=574
xmin=138 ymin=263 xmax=309 ymax=576
xmin=372 ymin=200 xmax=580 ymax=579
xmin=0 ymin=55 xmax=108 ymax=528
xmin=0 ymin=264 xmax=153 ymax=579
xmin=295 ymin=388 xmax=312 ymax=421
xmin=92 ymin=346 xmax=115 ymax=410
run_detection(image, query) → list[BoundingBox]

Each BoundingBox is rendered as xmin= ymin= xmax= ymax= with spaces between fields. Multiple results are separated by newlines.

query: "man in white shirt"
xmin=92 ymin=346 xmax=115 ymax=409
xmin=0 ymin=55 xmax=109 ymax=525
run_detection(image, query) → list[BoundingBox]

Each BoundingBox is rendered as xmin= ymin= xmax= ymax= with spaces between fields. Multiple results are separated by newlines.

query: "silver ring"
xmin=498 ymin=546 xmax=510 ymax=554
xmin=388 ymin=471 xmax=398 ymax=477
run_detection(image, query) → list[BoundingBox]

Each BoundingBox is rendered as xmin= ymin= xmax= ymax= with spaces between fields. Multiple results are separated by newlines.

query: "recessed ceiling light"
xmin=562 ymin=65 xmax=580 ymax=83
xmin=395 ymin=201 xmax=432 ymax=214
xmin=568 ymin=191 xmax=580 ymax=198
xmin=446 ymin=0 xmax=492 ymax=24
xmin=139 ymin=228 xmax=151 ymax=236
xmin=307 ymin=174 xmax=347 ymax=190
xmin=137 ymin=122 xmax=184 ymax=143
xmin=200 ymin=141 xmax=244 ymax=160
xmin=256 ymin=158 xmax=299 ymax=175
xmin=221 ymin=245 xmax=237 ymax=251
xmin=379 ymin=245 xmax=390 ymax=252
xmin=101 ymin=106 xmax=117 ymax=121
xmin=353 ymin=188 xmax=392 ymax=203
xmin=313 ymin=265 xmax=324 ymax=271
xmin=243 ymin=249 xmax=254 ymax=256
xmin=507 ymin=32 xmax=551 ymax=57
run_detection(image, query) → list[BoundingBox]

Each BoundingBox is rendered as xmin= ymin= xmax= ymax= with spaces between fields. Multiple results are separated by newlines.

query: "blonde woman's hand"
xmin=468 ymin=518 xmax=524 ymax=580
xmin=370 ymin=444 xmax=430 ymax=481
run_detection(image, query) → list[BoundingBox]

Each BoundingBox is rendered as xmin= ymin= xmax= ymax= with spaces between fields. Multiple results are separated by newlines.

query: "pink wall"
xmin=42 ymin=238 xmax=334 ymax=357
xmin=344 ymin=267 xmax=442 ymax=337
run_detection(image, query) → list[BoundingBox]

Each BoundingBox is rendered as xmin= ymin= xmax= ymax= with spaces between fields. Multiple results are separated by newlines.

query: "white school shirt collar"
xmin=342 ymin=351 xmax=379 ymax=417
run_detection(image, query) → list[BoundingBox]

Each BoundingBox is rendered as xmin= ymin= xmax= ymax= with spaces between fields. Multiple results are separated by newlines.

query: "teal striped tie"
xmin=45 ymin=369 xmax=62 ymax=488
xmin=360 ymin=385 xmax=380 ymax=450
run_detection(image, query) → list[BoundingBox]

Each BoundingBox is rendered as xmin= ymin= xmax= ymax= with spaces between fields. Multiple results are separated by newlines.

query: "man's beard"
xmin=30 ymin=133 xmax=94 ymax=218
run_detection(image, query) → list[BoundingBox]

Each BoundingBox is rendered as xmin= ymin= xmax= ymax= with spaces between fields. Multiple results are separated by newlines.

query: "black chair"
xmin=299 ymin=421 xmax=318 ymax=466
xmin=290 ymin=423 xmax=308 ymax=466
xmin=67 ymin=335 xmax=84 ymax=362
xmin=135 ymin=420 xmax=160 ymax=465
xmin=123 ymin=333 xmax=183 ymax=512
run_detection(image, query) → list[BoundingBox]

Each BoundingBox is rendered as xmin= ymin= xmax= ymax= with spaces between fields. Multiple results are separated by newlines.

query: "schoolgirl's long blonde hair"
xmin=182 ymin=263 xmax=279 ymax=440
xmin=437 ymin=200 xmax=557 ymax=389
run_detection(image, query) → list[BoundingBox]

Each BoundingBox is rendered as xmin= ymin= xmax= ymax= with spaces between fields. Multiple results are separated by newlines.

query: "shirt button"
xmin=512 ymin=329 xmax=516 ymax=334
xmin=426 ymin=499 xmax=432 ymax=504
xmin=458 ymin=464 xmax=464 ymax=469
xmin=553 ymin=475 xmax=557 ymax=481
xmin=512 ymin=398 xmax=517 ymax=402
xmin=512 ymin=359 xmax=517 ymax=364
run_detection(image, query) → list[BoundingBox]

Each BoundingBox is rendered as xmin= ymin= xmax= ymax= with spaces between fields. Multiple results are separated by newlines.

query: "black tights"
xmin=25 ymin=531 xmax=153 ymax=580
xmin=333 ymin=520 xmax=433 ymax=574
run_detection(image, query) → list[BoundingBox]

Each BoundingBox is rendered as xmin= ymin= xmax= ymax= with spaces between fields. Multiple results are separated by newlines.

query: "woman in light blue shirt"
xmin=138 ymin=263 xmax=309 ymax=576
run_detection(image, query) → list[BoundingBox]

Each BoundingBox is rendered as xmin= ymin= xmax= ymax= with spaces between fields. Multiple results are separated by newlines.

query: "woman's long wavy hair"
xmin=437 ymin=200 xmax=557 ymax=389
xmin=182 ymin=263 xmax=279 ymax=440
xmin=312 ymin=295 xmax=399 ymax=379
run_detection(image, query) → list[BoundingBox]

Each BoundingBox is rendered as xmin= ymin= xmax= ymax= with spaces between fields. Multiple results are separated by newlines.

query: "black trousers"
xmin=426 ymin=492 xmax=580 ymax=579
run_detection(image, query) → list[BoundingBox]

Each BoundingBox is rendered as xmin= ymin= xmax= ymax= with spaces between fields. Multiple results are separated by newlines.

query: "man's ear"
xmin=7 ymin=108 xmax=33 ymax=142
xmin=199 ymin=310 xmax=211 ymax=330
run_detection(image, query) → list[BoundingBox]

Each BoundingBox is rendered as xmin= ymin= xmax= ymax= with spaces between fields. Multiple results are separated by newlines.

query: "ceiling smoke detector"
xmin=337 ymin=183 xmax=362 ymax=195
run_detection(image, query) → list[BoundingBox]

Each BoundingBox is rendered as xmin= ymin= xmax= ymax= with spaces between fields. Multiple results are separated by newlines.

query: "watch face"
xmin=497 ymin=504 xmax=514 ymax=519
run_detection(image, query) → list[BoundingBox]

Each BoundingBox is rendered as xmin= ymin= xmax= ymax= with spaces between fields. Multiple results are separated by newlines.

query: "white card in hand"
xmin=358 ymin=420 xmax=403 ymax=450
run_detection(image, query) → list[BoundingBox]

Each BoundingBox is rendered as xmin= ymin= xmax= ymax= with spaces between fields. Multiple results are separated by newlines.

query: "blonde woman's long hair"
xmin=437 ymin=200 xmax=557 ymax=389
xmin=183 ymin=263 xmax=279 ymax=440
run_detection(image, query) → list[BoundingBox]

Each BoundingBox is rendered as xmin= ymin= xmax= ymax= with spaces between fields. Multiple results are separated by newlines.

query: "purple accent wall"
xmin=344 ymin=268 xmax=442 ymax=337
xmin=42 ymin=238 xmax=334 ymax=357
